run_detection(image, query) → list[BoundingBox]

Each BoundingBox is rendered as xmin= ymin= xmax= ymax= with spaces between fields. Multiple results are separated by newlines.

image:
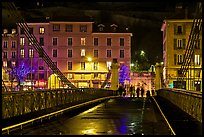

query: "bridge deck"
xmin=5 ymin=97 xmax=172 ymax=135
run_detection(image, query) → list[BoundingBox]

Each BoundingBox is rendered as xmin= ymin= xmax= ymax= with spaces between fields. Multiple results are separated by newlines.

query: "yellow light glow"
xmin=88 ymin=57 xmax=92 ymax=62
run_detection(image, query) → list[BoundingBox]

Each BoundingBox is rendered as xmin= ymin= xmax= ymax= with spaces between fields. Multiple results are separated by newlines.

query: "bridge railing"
xmin=2 ymin=88 xmax=117 ymax=119
xmin=156 ymin=88 xmax=202 ymax=123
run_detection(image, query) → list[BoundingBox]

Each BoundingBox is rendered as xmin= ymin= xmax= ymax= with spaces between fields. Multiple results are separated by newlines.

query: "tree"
xmin=6 ymin=60 xmax=36 ymax=90
xmin=119 ymin=64 xmax=130 ymax=86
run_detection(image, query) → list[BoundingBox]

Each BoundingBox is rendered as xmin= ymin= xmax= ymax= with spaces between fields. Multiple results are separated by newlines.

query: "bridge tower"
xmin=155 ymin=62 xmax=163 ymax=90
xmin=110 ymin=59 xmax=119 ymax=90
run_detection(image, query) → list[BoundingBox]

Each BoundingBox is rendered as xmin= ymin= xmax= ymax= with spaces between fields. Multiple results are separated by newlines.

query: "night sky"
xmin=2 ymin=2 xmax=198 ymax=67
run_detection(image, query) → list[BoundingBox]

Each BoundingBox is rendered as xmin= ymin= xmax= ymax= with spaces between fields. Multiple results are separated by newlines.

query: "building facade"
xmin=2 ymin=28 xmax=18 ymax=91
xmin=161 ymin=19 xmax=202 ymax=91
xmin=2 ymin=21 xmax=132 ymax=90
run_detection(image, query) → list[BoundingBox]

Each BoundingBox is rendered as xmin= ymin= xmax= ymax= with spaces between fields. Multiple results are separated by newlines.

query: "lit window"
xmin=11 ymin=61 xmax=16 ymax=67
xmin=81 ymin=74 xmax=85 ymax=79
xmin=20 ymin=49 xmax=24 ymax=58
xmin=177 ymin=54 xmax=183 ymax=65
xmin=81 ymin=49 xmax=85 ymax=56
xmin=39 ymin=27 xmax=45 ymax=34
xmin=29 ymin=49 xmax=34 ymax=58
xmin=67 ymin=73 xmax=73 ymax=79
xmin=3 ymin=29 xmax=8 ymax=34
xmin=81 ymin=62 xmax=85 ymax=70
xmin=12 ymin=29 xmax=16 ymax=34
xmin=3 ymin=61 xmax=7 ymax=67
xmin=107 ymin=61 xmax=112 ymax=70
xmin=81 ymin=38 xmax=86 ymax=45
xmin=94 ymin=62 xmax=98 ymax=70
xmin=29 ymin=38 xmax=34 ymax=45
xmin=195 ymin=55 xmax=200 ymax=65
xmin=20 ymin=37 xmax=25 ymax=46
xmin=3 ymin=41 xmax=8 ymax=48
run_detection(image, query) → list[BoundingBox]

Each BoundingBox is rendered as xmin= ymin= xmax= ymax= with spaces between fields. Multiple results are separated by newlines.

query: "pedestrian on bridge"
xmin=136 ymin=87 xmax=140 ymax=97
xmin=129 ymin=85 xmax=135 ymax=97
xmin=141 ymin=87 xmax=144 ymax=97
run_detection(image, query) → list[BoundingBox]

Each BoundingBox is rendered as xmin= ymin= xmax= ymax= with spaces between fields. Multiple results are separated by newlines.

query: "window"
xmin=174 ymin=25 xmax=185 ymax=34
xmin=68 ymin=49 xmax=72 ymax=57
xmin=195 ymin=39 xmax=200 ymax=49
xmin=39 ymin=27 xmax=45 ymax=34
xmin=11 ymin=41 xmax=16 ymax=48
xmin=107 ymin=38 xmax=111 ymax=46
xmin=81 ymin=62 xmax=85 ymax=70
xmin=3 ymin=52 xmax=7 ymax=58
xmin=29 ymin=49 xmax=34 ymax=58
xmin=80 ymin=25 xmax=87 ymax=32
xmin=3 ymin=61 xmax=7 ymax=67
xmin=81 ymin=74 xmax=85 ymax=79
xmin=67 ymin=74 xmax=73 ymax=79
xmin=107 ymin=61 xmax=112 ymax=70
xmin=177 ymin=54 xmax=183 ymax=65
xmin=67 ymin=38 xmax=72 ymax=46
xmin=11 ymin=52 xmax=16 ymax=58
xmin=3 ymin=41 xmax=8 ymax=48
xmin=81 ymin=49 xmax=85 ymax=56
xmin=94 ymin=50 xmax=98 ymax=57
xmin=20 ymin=49 xmax=24 ymax=58
xmin=20 ymin=28 xmax=25 ymax=34
xmin=177 ymin=26 xmax=182 ymax=34
xmin=11 ymin=61 xmax=16 ymax=67
xmin=94 ymin=73 xmax=98 ymax=78
xmin=81 ymin=38 xmax=86 ymax=45
xmin=53 ymin=24 xmax=60 ymax=31
xmin=29 ymin=27 xmax=33 ymax=34
xmin=39 ymin=37 xmax=44 ymax=46
xmin=195 ymin=54 xmax=200 ymax=65
xmin=93 ymin=62 xmax=98 ymax=70
xmin=120 ymin=38 xmax=124 ymax=46
xmin=28 ymin=38 xmax=34 ymax=46
xmin=65 ymin=24 xmax=73 ymax=32
xmin=52 ymin=37 xmax=58 ymax=46
xmin=120 ymin=50 xmax=124 ymax=58
xmin=20 ymin=37 xmax=25 ymax=46
xmin=94 ymin=38 xmax=98 ymax=46
xmin=53 ymin=49 xmax=57 ymax=57
xmin=107 ymin=50 xmax=111 ymax=58
xmin=68 ymin=62 xmax=72 ymax=70
xmin=39 ymin=66 xmax=44 ymax=70
xmin=174 ymin=39 xmax=185 ymax=49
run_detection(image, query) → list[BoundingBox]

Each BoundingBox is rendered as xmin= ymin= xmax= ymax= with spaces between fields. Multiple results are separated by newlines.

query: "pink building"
xmin=11 ymin=21 xmax=132 ymax=89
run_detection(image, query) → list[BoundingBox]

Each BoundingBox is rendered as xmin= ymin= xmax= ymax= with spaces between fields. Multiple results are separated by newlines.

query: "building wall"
xmin=11 ymin=21 xmax=132 ymax=89
xmin=161 ymin=19 xmax=202 ymax=91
